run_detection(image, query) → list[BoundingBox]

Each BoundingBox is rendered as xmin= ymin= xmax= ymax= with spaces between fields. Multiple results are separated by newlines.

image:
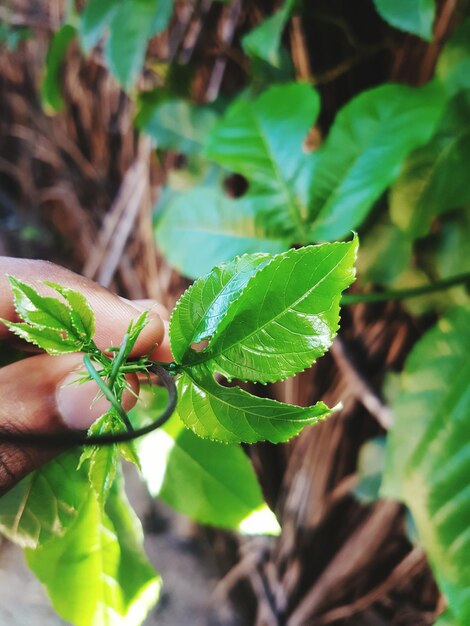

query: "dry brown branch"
xmin=330 ymin=338 xmax=394 ymax=430
xmin=288 ymin=501 xmax=401 ymax=626
xmin=313 ymin=548 xmax=426 ymax=625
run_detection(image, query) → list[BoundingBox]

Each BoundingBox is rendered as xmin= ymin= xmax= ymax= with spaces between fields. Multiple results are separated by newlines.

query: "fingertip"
xmin=128 ymin=310 xmax=165 ymax=358
xmin=57 ymin=369 xmax=139 ymax=430
xmin=148 ymin=320 xmax=173 ymax=362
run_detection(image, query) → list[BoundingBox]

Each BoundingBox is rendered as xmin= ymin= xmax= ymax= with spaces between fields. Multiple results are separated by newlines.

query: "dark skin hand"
xmin=0 ymin=257 xmax=172 ymax=494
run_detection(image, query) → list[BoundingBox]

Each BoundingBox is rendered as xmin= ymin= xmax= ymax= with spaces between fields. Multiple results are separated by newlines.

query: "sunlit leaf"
xmin=26 ymin=468 xmax=160 ymax=626
xmin=170 ymin=252 xmax=272 ymax=362
xmin=175 ymin=239 xmax=358 ymax=384
xmin=177 ymin=365 xmax=331 ymax=444
xmin=0 ymin=452 xmax=86 ymax=549
xmin=133 ymin=390 xmax=280 ymax=532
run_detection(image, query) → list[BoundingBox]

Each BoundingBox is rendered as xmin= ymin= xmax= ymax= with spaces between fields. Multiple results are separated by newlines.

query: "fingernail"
xmin=56 ymin=371 xmax=111 ymax=430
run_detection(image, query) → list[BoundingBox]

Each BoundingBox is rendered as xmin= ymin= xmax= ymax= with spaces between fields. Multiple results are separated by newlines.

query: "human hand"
xmin=0 ymin=257 xmax=171 ymax=494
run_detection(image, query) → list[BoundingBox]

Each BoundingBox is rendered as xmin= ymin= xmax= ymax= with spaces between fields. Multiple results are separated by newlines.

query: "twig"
xmin=205 ymin=0 xmax=243 ymax=102
xmin=290 ymin=16 xmax=312 ymax=81
xmin=287 ymin=501 xmax=401 ymax=626
xmin=343 ymin=272 xmax=470 ymax=305
xmin=330 ymin=338 xmax=393 ymax=430
xmin=312 ymin=548 xmax=425 ymax=624
xmin=83 ymin=137 xmax=151 ymax=286
xmin=250 ymin=561 xmax=285 ymax=626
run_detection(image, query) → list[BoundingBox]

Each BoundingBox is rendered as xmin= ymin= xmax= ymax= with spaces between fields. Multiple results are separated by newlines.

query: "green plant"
xmin=0 ymin=239 xmax=357 ymax=625
xmin=2 ymin=0 xmax=470 ymax=623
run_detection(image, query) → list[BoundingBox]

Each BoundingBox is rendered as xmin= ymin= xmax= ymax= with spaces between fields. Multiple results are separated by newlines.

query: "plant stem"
xmin=108 ymin=333 xmax=129 ymax=390
xmin=342 ymin=272 xmax=470 ymax=305
xmin=83 ymin=355 xmax=134 ymax=432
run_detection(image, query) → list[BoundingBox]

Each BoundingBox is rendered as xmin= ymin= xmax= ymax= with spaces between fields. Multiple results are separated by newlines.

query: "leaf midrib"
xmin=247 ymin=106 xmax=308 ymax=239
xmin=187 ymin=245 xmax=349 ymax=368
xmin=406 ymin=356 xmax=470 ymax=477
xmin=184 ymin=370 xmax=327 ymax=425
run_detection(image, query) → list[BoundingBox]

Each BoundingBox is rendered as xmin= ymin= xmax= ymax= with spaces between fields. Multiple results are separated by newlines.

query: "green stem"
xmin=83 ymin=355 xmax=134 ymax=433
xmin=108 ymin=333 xmax=129 ymax=390
xmin=342 ymin=272 xmax=470 ymax=305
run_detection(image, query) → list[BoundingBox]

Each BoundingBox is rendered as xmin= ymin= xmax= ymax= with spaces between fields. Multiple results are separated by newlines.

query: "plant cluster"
xmin=0 ymin=1 xmax=469 ymax=625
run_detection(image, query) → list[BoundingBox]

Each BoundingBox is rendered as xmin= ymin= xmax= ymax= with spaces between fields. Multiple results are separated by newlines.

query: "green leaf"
xmin=41 ymin=24 xmax=76 ymax=114
xmin=45 ymin=281 xmax=95 ymax=342
xmin=170 ymin=252 xmax=272 ymax=362
xmin=79 ymin=0 xmax=118 ymax=52
xmin=373 ymin=0 xmax=436 ymax=40
xmin=1 ymin=276 xmax=95 ymax=353
xmin=354 ymin=437 xmax=386 ymax=504
xmin=103 ymin=475 xmax=161 ymax=621
xmin=105 ymin=0 xmax=173 ymax=89
xmin=308 ymin=81 xmax=446 ymax=240
xmin=155 ymin=188 xmax=289 ymax=279
xmin=7 ymin=276 xmax=75 ymax=335
xmin=0 ymin=452 xmax=86 ymax=549
xmin=178 ymin=365 xmax=331 ymax=444
xmin=382 ymin=306 xmax=470 ymax=625
xmin=357 ymin=221 xmax=412 ymax=285
xmin=177 ymin=239 xmax=358 ymax=384
xmin=435 ymin=610 xmax=459 ymax=626
xmin=26 ymin=467 xmax=160 ymax=626
xmin=242 ymin=0 xmax=296 ymax=67
xmin=137 ymin=99 xmax=219 ymax=154
xmin=204 ymin=82 xmax=320 ymax=241
xmin=433 ymin=210 xmax=470 ymax=280
xmin=1 ymin=321 xmax=80 ymax=354
xmin=436 ymin=18 xmax=470 ymax=96
xmin=85 ymin=445 xmax=118 ymax=504
xmin=125 ymin=309 xmax=149 ymax=357
xmin=133 ymin=388 xmax=280 ymax=532
xmin=80 ymin=413 xmax=120 ymax=505
xmin=390 ymin=94 xmax=470 ymax=238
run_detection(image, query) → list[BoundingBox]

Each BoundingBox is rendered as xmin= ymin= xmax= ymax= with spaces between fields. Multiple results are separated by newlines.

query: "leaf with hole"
xmin=204 ymin=82 xmax=320 ymax=242
xmin=174 ymin=239 xmax=358 ymax=384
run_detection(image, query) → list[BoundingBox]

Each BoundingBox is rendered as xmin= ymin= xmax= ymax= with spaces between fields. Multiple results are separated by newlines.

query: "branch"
xmin=342 ymin=272 xmax=470 ymax=306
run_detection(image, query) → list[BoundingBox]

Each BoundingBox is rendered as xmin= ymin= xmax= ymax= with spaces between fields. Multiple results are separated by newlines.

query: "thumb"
xmin=0 ymin=353 xmax=138 ymax=494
